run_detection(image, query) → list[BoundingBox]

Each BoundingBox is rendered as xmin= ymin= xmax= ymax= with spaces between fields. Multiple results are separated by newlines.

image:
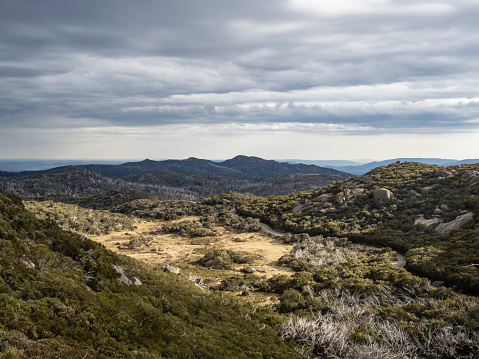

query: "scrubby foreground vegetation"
xmin=0 ymin=189 xmax=302 ymax=358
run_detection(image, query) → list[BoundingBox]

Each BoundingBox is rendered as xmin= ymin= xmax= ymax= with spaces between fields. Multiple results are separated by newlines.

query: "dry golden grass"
xmin=90 ymin=218 xmax=295 ymax=287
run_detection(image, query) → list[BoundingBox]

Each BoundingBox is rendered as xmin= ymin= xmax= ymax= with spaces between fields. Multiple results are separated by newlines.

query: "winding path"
xmin=259 ymin=222 xmax=285 ymax=237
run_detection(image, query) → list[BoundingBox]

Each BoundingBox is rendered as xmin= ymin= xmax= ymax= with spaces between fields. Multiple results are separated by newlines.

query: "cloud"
xmin=1 ymin=0 xmax=479 ymax=158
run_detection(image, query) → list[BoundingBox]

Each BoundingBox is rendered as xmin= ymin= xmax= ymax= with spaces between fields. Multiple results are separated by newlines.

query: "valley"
xmin=1 ymin=160 xmax=479 ymax=358
xmin=89 ymin=218 xmax=295 ymax=280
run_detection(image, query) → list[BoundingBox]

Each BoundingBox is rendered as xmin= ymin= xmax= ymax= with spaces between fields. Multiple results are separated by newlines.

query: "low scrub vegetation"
xmin=236 ymin=162 xmax=479 ymax=295
xmin=24 ymin=200 xmax=137 ymax=235
xmin=0 ymin=189 xmax=301 ymax=358
xmin=197 ymin=249 xmax=253 ymax=270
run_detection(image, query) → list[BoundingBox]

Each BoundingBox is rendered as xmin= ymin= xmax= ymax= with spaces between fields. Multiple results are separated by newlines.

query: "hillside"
xmin=0 ymin=165 xmax=351 ymax=202
xmin=122 ymin=172 xmax=350 ymax=197
xmin=77 ymin=158 xmax=243 ymax=178
xmin=20 ymin=185 xmax=479 ymax=358
xmin=219 ymin=155 xmax=346 ymax=177
xmin=236 ymin=161 xmax=479 ymax=295
xmin=328 ymin=157 xmax=479 ymax=175
xmin=3 ymin=162 xmax=479 ymax=358
xmin=0 ymin=189 xmax=302 ymax=358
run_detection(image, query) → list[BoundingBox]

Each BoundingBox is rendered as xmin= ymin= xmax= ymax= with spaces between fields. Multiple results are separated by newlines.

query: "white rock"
xmin=373 ymin=188 xmax=393 ymax=202
xmin=469 ymin=176 xmax=479 ymax=186
xmin=414 ymin=215 xmax=440 ymax=227
xmin=312 ymin=193 xmax=332 ymax=202
xmin=163 ymin=265 xmax=180 ymax=274
xmin=435 ymin=212 xmax=474 ymax=235
xmin=112 ymin=264 xmax=132 ymax=285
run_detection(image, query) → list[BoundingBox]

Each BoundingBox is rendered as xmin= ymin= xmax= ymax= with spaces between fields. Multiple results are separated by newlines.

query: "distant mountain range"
xmin=2 ymin=156 xmax=479 ymax=176
xmin=0 ymin=155 xmax=348 ymax=178
xmin=287 ymin=158 xmax=479 ymax=175
xmin=0 ymin=156 xmax=351 ymax=201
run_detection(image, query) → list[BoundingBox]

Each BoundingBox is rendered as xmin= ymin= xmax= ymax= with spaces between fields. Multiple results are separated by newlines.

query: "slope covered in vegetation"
xmin=0 ymin=166 xmax=350 ymax=202
xmin=79 ymin=189 xmax=479 ymax=358
xmin=0 ymin=189 xmax=302 ymax=358
xmin=4 ymin=161 xmax=479 ymax=358
xmin=236 ymin=162 xmax=479 ymax=295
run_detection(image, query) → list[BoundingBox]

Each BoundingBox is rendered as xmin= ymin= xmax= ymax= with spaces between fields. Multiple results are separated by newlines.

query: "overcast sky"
xmin=1 ymin=0 xmax=479 ymax=160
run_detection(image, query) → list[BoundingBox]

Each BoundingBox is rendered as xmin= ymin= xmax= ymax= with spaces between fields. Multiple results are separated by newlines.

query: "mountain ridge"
xmin=326 ymin=157 xmax=479 ymax=174
xmin=0 ymin=155 xmax=349 ymax=178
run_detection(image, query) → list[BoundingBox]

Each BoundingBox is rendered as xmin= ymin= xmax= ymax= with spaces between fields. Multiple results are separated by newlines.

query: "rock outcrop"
xmin=435 ymin=212 xmax=474 ymax=235
xmin=312 ymin=193 xmax=332 ymax=202
xmin=373 ymin=188 xmax=393 ymax=202
xmin=112 ymin=264 xmax=142 ymax=286
xmin=163 ymin=265 xmax=181 ymax=274
xmin=408 ymin=190 xmax=421 ymax=198
xmin=436 ymin=170 xmax=453 ymax=177
xmin=414 ymin=215 xmax=440 ymax=227
xmin=462 ymin=170 xmax=478 ymax=178
xmin=469 ymin=176 xmax=479 ymax=187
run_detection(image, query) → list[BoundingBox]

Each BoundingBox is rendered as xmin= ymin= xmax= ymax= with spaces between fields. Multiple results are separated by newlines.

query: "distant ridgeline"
xmin=0 ymin=155 xmax=352 ymax=201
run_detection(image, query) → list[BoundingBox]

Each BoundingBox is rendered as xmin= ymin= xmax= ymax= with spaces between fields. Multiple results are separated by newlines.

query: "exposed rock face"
xmin=112 ymin=264 xmax=133 ymax=285
xmin=435 ymin=212 xmax=474 ymax=235
xmin=440 ymin=204 xmax=450 ymax=212
xmin=436 ymin=170 xmax=453 ymax=177
xmin=373 ymin=188 xmax=393 ymax=202
xmin=312 ymin=193 xmax=332 ymax=202
xmin=414 ymin=215 xmax=440 ymax=227
xmin=408 ymin=190 xmax=421 ymax=198
xmin=469 ymin=176 xmax=479 ymax=187
xmin=163 ymin=265 xmax=180 ymax=274
xmin=462 ymin=170 xmax=478 ymax=178
xmin=358 ymin=176 xmax=373 ymax=184
xmin=292 ymin=204 xmax=304 ymax=213
xmin=21 ymin=256 xmax=36 ymax=269
xmin=350 ymin=188 xmax=366 ymax=196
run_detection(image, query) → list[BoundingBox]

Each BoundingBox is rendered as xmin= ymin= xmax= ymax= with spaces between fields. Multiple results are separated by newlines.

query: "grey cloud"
xmin=2 ymin=0 xmax=479 ymax=136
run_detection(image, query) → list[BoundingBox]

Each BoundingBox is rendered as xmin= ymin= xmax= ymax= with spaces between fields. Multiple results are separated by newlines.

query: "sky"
xmin=1 ymin=0 xmax=479 ymax=161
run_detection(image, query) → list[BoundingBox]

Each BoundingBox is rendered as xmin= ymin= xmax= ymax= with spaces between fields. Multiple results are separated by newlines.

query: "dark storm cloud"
xmin=2 ymin=0 xmax=479 ymax=134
